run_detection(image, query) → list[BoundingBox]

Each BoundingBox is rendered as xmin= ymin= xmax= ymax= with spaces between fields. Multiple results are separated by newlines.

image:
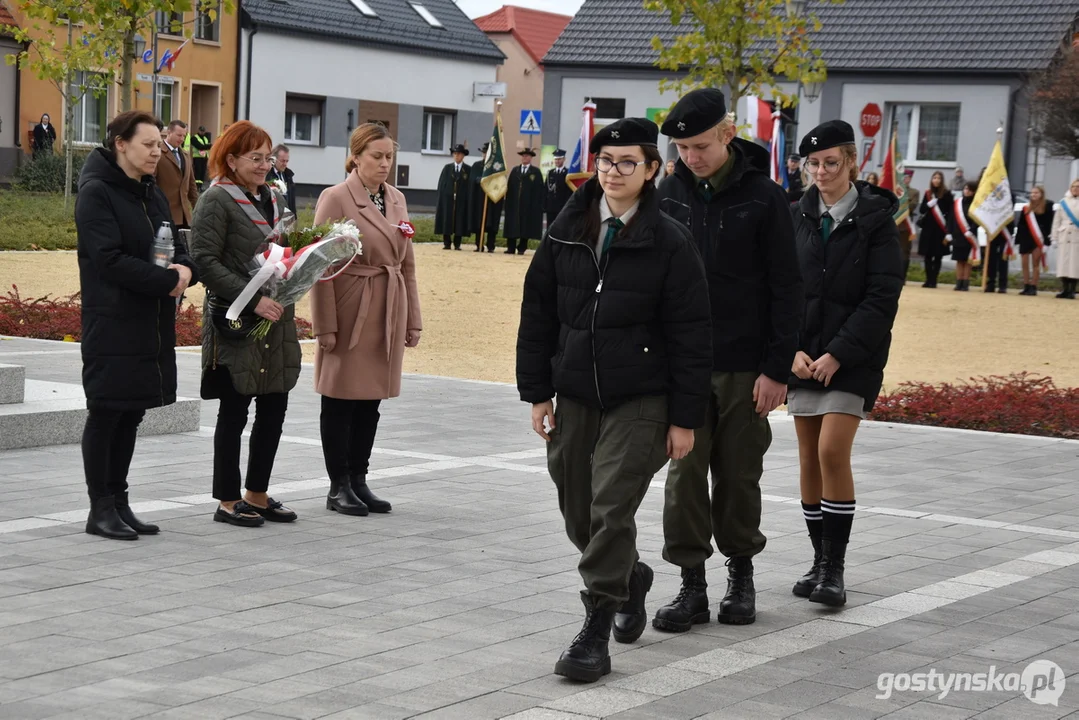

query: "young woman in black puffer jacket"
xmin=786 ymin=120 xmax=904 ymax=608
xmin=516 ymin=117 xmax=711 ymax=684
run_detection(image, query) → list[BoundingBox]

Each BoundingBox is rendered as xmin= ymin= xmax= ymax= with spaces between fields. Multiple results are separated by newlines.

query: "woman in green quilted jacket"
xmin=190 ymin=121 xmax=302 ymax=528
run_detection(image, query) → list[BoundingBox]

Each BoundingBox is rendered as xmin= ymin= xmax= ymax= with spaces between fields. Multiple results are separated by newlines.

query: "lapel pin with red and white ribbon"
xmin=397 ymin=221 xmax=416 ymax=239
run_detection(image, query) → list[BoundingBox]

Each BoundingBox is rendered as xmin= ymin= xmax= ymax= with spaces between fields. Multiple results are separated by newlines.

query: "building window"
xmin=423 ymin=110 xmax=453 ymax=153
xmin=155 ymin=80 xmax=175 ymax=125
xmin=891 ymin=103 xmax=960 ymax=163
xmin=284 ymin=95 xmax=323 ymax=145
xmin=72 ymin=72 xmax=109 ymax=145
xmin=195 ymin=3 xmax=220 ymax=41
xmin=592 ymin=97 xmax=626 ymax=130
xmin=410 ymin=3 xmax=443 ymax=27
xmin=156 ymin=11 xmax=184 ymax=35
xmin=349 ymin=0 xmax=378 ymax=17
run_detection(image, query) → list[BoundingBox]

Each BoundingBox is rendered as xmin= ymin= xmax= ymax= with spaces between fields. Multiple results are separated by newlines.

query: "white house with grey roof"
xmin=542 ymin=0 xmax=1078 ymax=198
xmin=239 ymin=0 xmax=505 ymax=206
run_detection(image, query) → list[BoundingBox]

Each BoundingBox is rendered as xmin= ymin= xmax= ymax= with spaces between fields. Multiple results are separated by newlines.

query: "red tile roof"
xmin=474 ymin=5 xmax=571 ymax=66
xmin=0 ymin=2 xmax=18 ymax=30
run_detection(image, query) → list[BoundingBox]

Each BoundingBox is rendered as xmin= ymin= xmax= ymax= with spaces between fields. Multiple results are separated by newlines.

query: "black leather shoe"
xmin=351 ymin=475 xmax=391 ymax=513
xmin=554 ymin=592 xmax=613 ymax=683
xmin=793 ymin=536 xmax=822 ymax=598
xmin=613 ymin=561 xmax=653 ymax=644
xmin=653 ymin=565 xmax=709 ymax=633
xmin=327 ymin=476 xmax=368 ymax=516
xmin=248 ymin=497 xmax=297 ymax=523
xmin=114 ymin=494 xmax=159 ymax=535
xmin=810 ymin=539 xmax=848 ymax=607
xmin=86 ymin=496 xmax=138 ymax=540
xmin=214 ymin=501 xmax=265 ymax=527
xmin=718 ymin=557 xmax=756 ymax=625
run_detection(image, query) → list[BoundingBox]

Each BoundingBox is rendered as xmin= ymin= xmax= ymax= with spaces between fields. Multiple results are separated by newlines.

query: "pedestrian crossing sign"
xmin=520 ymin=110 xmax=542 ymax=135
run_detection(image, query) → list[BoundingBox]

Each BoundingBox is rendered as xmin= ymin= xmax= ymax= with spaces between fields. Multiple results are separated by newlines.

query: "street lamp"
xmin=133 ymin=35 xmax=145 ymax=58
xmin=799 ymin=79 xmax=823 ymax=103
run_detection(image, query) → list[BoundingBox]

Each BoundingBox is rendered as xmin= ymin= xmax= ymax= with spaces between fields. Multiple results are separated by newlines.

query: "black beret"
xmin=450 ymin=143 xmax=469 ymax=156
xmin=589 ymin=117 xmax=658 ymax=154
xmin=660 ymin=88 xmax=727 ymax=138
xmin=552 ymin=148 xmax=567 ymax=158
xmin=798 ymin=120 xmax=856 ymax=158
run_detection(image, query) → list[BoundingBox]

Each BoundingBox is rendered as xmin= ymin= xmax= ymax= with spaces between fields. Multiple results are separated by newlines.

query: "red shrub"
xmin=870 ymin=373 xmax=1079 ymax=439
xmin=0 ymin=285 xmax=313 ymax=344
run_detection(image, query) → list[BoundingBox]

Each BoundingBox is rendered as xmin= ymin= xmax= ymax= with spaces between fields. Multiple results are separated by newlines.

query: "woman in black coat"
xmin=948 ymin=181 xmax=980 ymax=291
xmin=516 ymin=117 xmax=711 ymax=683
xmin=787 ymin=120 xmax=903 ymax=608
xmin=1017 ymin=185 xmax=1055 ymax=295
xmin=917 ymin=170 xmax=953 ymax=288
xmin=32 ymin=113 xmax=56 ymax=156
xmin=75 ymin=110 xmax=198 ymax=540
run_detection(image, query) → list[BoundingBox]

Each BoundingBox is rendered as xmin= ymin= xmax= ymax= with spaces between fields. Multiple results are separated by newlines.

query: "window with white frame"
xmin=422 ymin=110 xmax=453 ymax=153
xmin=284 ymin=95 xmax=323 ymax=145
xmin=410 ymin=3 xmax=443 ymax=27
xmin=72 ymin=72 xmax=109 ymax=144
xmin=195 ymin=2 xmax=220 ymax=41
xmin=156 ymin=10 xmax=184 ymax=35
xmin=350 ymin=0 xmax=378 ymax=17
xmin=155 ymin=80 xmax=175 ymax=125
xmin=891 ymin=103 xmax=961 ymax=163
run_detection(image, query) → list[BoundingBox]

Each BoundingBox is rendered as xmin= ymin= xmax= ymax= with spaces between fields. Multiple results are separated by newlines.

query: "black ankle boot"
xmin=653 ymin=564 xmax=709 ymax=632
xmin=613 ymin=561 xmax=653 ymax=644
xmin=327 ymin=476 xmax=368 ymax=516
xmin=351 ymin=474 xmax=391 ymax=513
xmin=554 ymin=592 xmax=614 ymax=682
xmin=718 ymin=557 xmax=756 ymax=625
xmin=86 ymin=496 xmax=138 ymax=540
xmin=792 ymin=536 xmax=823 ymax=598
xmin=114 ymin=493 xmax=159 ymax=534
xmin=809 ymin=539 xmax=848 ymax=607
xmin=1066 ymin=279 xmax=1078 ymax=300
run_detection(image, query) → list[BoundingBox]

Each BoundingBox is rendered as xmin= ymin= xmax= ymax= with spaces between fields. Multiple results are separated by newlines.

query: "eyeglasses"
xmin=804 ymin=159 xmax=844 ymax=174
xmin=235 ymin=154 xmax=273 ymax=167
xmin=596 ymin=157 xmax=646 ymax=176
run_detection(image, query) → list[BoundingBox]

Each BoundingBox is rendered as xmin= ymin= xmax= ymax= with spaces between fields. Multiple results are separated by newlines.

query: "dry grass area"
xmin=3 ymin=246 xmax=1078 ymax=388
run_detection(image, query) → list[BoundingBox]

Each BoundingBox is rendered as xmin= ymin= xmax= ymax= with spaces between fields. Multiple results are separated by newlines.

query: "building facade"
xmin=240 ymin=0 xmax=505 ymax=208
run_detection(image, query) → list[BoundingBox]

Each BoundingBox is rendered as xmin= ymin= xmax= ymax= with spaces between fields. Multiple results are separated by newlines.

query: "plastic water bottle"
xmin=152 ymin=222 xmax=174 ymax=268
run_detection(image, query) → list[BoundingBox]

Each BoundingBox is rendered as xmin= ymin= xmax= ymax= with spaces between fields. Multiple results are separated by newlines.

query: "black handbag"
xmin=206 ymin=292 xmax=259 ymax=340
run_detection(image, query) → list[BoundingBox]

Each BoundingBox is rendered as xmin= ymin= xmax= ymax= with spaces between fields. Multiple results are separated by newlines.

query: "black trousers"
xmin=985 ymin=238 xmax=1009 ymax=289
xmin=443 ymin=234 xmax=462 ymax=249
xmin=82 ymin=408 xmax=146 ymax=501
xmin=320 ymin=396 xmax=382 ymax=479
xmin=505 ymin=237 xmax=529 ymax=255
xmin=924 ymin=255 xmax=943 ymax=284
xmin=193 ymin=157 xmax=208 ymax=186
xmin=474 ymin=232 xmax=496 ymax=252
xmin=211 ymin=372 xmax=289 ymax=502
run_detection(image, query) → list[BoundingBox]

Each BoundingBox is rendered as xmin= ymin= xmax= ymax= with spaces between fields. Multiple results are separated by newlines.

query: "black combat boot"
xmin=85 ymin=496 xmax=138 ymax=540
xmin=792 ymin=535 xmax=823 ymax=598
xmin=613 ymin=561 xmax=653 ymax=644
xmin=718 ymin=557 xmax=756 ymax=625
xmin=652 ymin=565 xmax=709 ymax=632
xmin=327 ymin=475 xmax=368 ymax=516
xmin=809 ymin=539 xmax=848 ymax=607
xmin=350 ymin=474 xmax=391 ymax=513
xmin=114 ymin=492 xmax=159 ymax=534
xmin=554 ymin=592 xmax=614 ymax=682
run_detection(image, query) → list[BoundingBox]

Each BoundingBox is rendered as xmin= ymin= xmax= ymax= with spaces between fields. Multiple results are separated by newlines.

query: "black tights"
xmin=82 ymin=408 xmax=145 ymax=501
xmin=320 ymin=396 xmax=382 ymax=479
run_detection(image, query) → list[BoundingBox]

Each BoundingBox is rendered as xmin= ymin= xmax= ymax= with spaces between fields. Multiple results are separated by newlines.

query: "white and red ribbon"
xmin=952 ymin=197 xmax=979 ymax=262
xmin=397 ymin=221 xmax=416 ymax=239
xmin=1023 ymin=205 xmax=1050 ymax=270
xmin=927 ymin=197 xmax=949 ymax=233
xmin=1000 ymin=226 xmax=1016 ymax=260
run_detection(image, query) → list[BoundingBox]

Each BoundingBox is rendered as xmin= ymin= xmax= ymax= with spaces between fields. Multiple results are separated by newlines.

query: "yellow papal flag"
xmin=969 ymin=140 xmax=1013 ymax=240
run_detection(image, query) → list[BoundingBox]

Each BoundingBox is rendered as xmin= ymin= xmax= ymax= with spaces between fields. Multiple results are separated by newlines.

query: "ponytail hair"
xmin=345 ymin=123 xmax=397 ymax=173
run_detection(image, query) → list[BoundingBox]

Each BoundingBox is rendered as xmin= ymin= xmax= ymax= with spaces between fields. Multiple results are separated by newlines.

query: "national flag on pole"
xmin=566 ymin=101 xmax=596 ymax=191
xmin=768 ymin=111 xmax=786 ymax=189
xmin=878 ymin=128 xmax=908 ymax=226
xmin=480 ymin=110 xmax=508 ymax=203
xmin=160 ymin=37 xmax=191 ymax=73
xmin=745 ymin=96 xmax=774 ymax=143
xmin=969 ymin=140 xmax=1014 ymax=243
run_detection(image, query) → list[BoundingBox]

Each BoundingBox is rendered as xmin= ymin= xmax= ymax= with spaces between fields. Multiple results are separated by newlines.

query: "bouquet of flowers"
xmin=226 ymin=215 xmax=362 ymax=339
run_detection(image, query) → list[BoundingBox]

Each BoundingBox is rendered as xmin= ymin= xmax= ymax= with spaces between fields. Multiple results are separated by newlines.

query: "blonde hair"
xmin=1030 ymin=185 xmax=1047 ymax=214
xmin=345 ymin=123 xmax=397 ymax=173
xmin=715 ymin=112 xmax=737 ymax=140
xmin=840 ymin=145 xmax=859 ymax=182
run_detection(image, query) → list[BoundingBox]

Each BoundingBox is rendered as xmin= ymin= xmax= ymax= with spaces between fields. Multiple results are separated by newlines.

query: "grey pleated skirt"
xmin=786 ymin=388 xmax=867 ymax=419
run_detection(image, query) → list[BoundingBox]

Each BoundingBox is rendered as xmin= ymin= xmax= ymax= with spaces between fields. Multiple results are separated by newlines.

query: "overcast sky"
xmin=456 ymin=0 xmax=585 ymax=18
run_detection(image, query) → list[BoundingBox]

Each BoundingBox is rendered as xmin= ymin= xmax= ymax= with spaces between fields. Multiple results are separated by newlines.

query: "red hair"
xmin=208 ymin=120 xmax=273 ymax=185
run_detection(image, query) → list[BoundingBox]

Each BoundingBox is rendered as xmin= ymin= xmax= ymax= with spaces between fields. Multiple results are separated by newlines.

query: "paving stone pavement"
xmin=2 ymin=335 xmax=1079 ymax=719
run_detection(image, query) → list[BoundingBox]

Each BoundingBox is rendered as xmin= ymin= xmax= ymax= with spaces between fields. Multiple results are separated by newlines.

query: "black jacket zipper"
xmin=549 ymin=233 xmax=606 ymax=409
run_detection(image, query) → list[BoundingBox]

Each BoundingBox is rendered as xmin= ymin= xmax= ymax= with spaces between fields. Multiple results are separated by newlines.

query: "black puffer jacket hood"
xmin=79 ymin=147 xmax=159 ymax=201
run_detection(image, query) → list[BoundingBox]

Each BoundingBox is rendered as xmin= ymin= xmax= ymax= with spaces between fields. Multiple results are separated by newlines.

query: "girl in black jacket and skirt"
xmin=75 ymin=111 xmax=199 ymax=540
xmin=1017 ymin=186 xmax=1055 ymax=296
xmin=787 ymin=120 xmax=903 ymax=606
xmin=917 ymin=171 xmax=953 ymax=288
xmin=948 ymin=181 xmax=980 ymax=291
xmin=516 ymin=117 xmax=712 ymax=682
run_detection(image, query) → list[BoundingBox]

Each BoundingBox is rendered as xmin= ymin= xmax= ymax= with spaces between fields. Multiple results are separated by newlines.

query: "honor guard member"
xmin=435 ymin=144 xmax=471 ymax=250
xmin=190 ymin=125 xmax=212 ymax=190
xmin=897 ymin=169 xmax=919 ymax=281
xmin=504 ymin=148 xmax=545 ymax=255
xmin=544 ymin=148 xmax=572 ymax=231
xmin=653 ymin=88 xmax=803 ymax=629
xmin=517 ymin=117 xmax=711 ymax=682
xmin=470 ymin=142 xmax=503 ymax=253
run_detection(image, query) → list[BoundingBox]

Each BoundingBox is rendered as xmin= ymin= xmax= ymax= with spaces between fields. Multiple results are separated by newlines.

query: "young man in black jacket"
xmin=653 ymin=88 xmax=803 ymax=630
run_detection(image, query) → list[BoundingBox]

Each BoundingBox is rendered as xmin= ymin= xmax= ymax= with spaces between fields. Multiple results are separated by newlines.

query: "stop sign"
xmin=860 ymin=103 xmax=882 ymax=137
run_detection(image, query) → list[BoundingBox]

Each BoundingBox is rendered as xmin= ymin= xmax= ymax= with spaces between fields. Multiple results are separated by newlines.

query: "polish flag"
xmin=745 ymin=96 xmax=774 ymax=143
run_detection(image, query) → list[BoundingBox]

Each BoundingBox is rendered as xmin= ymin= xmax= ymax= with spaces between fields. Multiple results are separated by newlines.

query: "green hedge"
xmin=12 ymin=151 xmax=89 ymax=194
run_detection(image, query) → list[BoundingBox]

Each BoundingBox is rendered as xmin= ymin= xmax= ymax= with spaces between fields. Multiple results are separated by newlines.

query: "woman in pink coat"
xmin=311 ymin=123 xmax=423 ymax=516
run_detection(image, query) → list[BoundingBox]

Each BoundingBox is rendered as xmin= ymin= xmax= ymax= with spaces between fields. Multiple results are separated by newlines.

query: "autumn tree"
xmin=645 ymin=0 xmax=843 ymax=114
xmin=1029 ymin=47 xmax=1079 ymax=159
